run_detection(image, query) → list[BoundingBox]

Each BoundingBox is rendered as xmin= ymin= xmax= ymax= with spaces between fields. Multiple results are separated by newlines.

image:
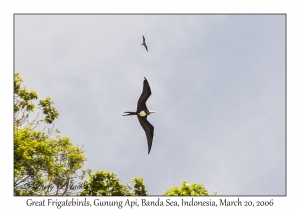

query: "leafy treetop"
xmin=14 ymin=72 xmax=87 ymax=196
xmin=163 ymin=180 xmax=216 ymax=196
xmin=79 ymin=170 xmax=148 ymax=196
xmin=14 ymin=72 xmax=59 ymax=129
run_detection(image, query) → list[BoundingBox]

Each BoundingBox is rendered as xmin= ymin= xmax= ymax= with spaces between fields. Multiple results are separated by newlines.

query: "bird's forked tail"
xmin=122 ymin=112 xmax=137 ymax=116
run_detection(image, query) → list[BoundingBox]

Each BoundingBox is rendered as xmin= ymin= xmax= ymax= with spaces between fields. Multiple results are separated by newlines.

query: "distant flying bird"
xmin=141 ymin=35 xmax=148 ymax=52
xmin=123 ymin=77 xmax=157 ymax=154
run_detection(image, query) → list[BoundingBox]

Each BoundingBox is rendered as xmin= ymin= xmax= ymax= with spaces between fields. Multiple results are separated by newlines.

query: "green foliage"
xmin=163 ymin=180 xmax=216 ymax=196
xmin=14 ymin=127 xmax=87 ymax=195
xmin=39 ymin=97 xmax=59 ymax=124
xmin=14 ymin=72 xmax=59 ymax=127
xmin=131 ymin=177 xmax=148 ymax=196
xmin=79 ymin=170 xmax=148 ymax=196
xmin=14 ymin=72 xmax=87 ymax=196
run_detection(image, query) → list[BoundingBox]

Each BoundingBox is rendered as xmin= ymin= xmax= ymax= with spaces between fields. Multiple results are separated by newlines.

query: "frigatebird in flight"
xmin=123 ymin=77 xmax=157 ymax=154
xmin=141 ymin=35 xmax=148 ymax=52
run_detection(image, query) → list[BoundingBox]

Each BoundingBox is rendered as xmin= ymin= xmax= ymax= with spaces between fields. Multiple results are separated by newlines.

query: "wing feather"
xmin=137 ymin=116 xmax=154 ymax=154
xmin=137 ymin=77 xmax=151 ymax=112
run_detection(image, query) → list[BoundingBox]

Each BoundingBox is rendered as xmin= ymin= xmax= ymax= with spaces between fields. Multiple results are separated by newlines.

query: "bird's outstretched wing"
xmin=137 ymin=116 xmax=154 ymax=154
xmin=144 ymin=44 xmax=148 ymax=52
xmin=143 ymin=35 xmax=145 ymax=43
xmin=137 ymin=77 xmax=151 ymax=112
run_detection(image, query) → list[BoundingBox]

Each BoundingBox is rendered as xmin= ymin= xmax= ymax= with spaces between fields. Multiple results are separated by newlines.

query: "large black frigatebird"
xmin=123 ymin=77 xmax=157 ymax=154
xmin=141 ymin=35 xmax=148 ymax=52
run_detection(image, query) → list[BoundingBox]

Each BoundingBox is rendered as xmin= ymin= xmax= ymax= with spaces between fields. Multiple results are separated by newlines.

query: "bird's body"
xmin=141 ymin=35 xmax=148 ymax=52
xmin=123 ymin=77 xmax=156 ymax=154
xmin=139 ymin=111 xmax=147 ymax=117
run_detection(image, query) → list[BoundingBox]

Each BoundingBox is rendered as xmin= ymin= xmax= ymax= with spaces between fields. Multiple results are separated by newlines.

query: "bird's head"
xmin=148 ymin=110 xmax=157 ymax=115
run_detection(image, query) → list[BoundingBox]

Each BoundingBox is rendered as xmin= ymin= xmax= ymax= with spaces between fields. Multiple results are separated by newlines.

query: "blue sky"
xmin=14 ymin=14 xmax=285 ymax=195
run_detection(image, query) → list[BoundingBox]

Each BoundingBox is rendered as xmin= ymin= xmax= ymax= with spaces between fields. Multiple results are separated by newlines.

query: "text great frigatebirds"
xmin=123 ymin=77 xmax=157 ymax=154
xmin=141 ymin=35 xmax=148 ymax=52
